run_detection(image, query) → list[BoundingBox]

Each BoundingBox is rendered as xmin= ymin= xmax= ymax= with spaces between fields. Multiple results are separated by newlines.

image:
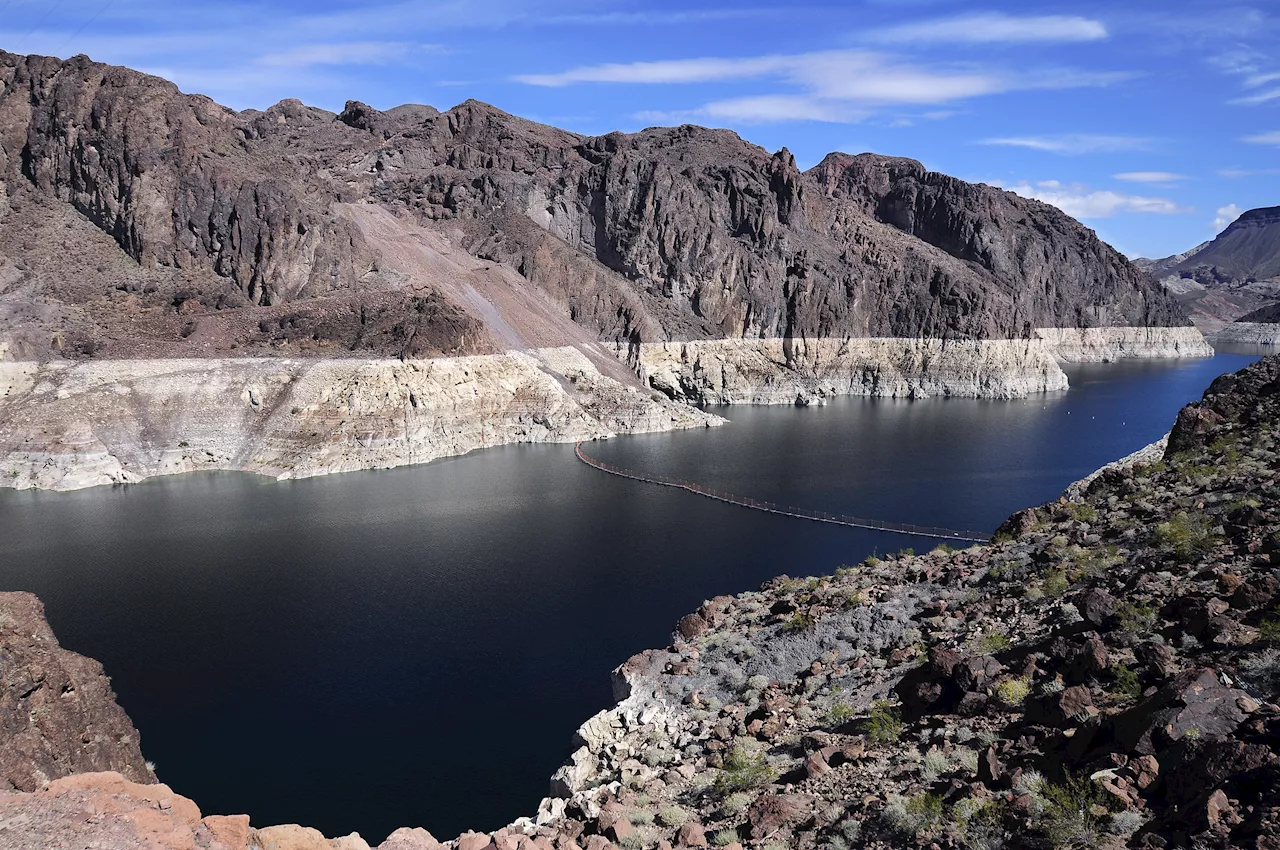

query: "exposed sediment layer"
xmin=0 ymin=346 xmax=719 ymax=492
xmin=635 ymin=337 xmax=1070 ymax=405
xmin=1032 ymin=325 xmax=1213 ymax=362
xmin=1206 ymin=322 xmax=1280 ymax=346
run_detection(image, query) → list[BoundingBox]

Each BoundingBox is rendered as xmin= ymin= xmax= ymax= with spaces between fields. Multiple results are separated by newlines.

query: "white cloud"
xmin=1246 ymin=71 xmax=1280 ymax=88
xmin=865 ymin=13 xmax=1108 ymax=44
xmin=702 ymin=96 xmax=869 ymax=124
xmin=1230 ymin=88 xmax=1280 ymax=106
xmin=257 ymin=42 xmax=440 ymax=69
xmin=996 ymin=180 xmax=1192 ymax=219
xmin=514 ymin=55 xmax=792 ymax=87
xmin=1213 ymin=204 xmax=1243 ymax=232
xmin=1218 ymin=167 xmax=1280 ymax=178
xmin=979 ymin=135 xmax=1151 ymax=155
xmin=1113 ymin=171 xmax=1187 ymax=183
xmin=1243 ymin=131 xmax=1280 ymax=145
xmin=517 ymin=49 xmax=1127 ymax=124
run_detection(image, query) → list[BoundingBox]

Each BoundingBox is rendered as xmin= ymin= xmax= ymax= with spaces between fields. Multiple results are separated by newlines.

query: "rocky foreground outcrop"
xmin=0 ymin=592 xmax=154 ymax=791
xmin=3 ymin=357 xmax=1280 ymax=848
xmin=0 ymin=49 xmax=1185 ymax=365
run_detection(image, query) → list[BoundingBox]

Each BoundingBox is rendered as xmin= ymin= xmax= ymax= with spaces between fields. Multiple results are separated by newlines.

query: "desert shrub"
xmin=827 ymin=701 xmax=855 ymax=727
xmin=782 ymin=611 xmax=815 ymax=633
xmin=1237 ymin=648 xmax=1280 ymax=699
xmin=882 ymin=793 xmax=944 ymax=837
xmin=1041 ymin=569 xmax=1070 ymax=597
xmin=714 ymin=740 xmax=776 ymax=794
xmin=954 ymin=799 xmax=1009 ymax=850
xmin=1062 ymin=502 xmax=1098 ymax=523
xmin=618 ymin=835 xmax=646 ymax=850
xmin=954 ymin=746 xmax=980 ymax=774
xmin=996 ymin=677 xmax=1031 ymax=706
xmin=711 ymin=829 xmax=738 ymax=847
xmin=1153 ymin=510 xmax=1217 ymax=561
xmin=722 ymin=790 xmax=754 ymax=816
xmin=975 ymin=632 xmax=1013 ymax=654
xmin=1107 ymin=810 xmax=1146 ymax=835
xmin=658 ymin=805 xmax=688 ymax=828
xmin=745 ymin=674 xmax=770 ymax=693
xmin=866 ymin=700 xmax=904 ymax=744
xmin=1259 ymin=612 xmax=1280 ymax=644
xmin=922 ymin=749 xmax=952 ymax=781
xmin=1034 ymin=773 xmax=1110 ymax=849
xmin=1110 ymin=664 xmax=1142 ymax=700
xmin=1115 ymin=602 xmax=1158 ymax=636
xmin=629 ymin=810 xmax=655 ymax=826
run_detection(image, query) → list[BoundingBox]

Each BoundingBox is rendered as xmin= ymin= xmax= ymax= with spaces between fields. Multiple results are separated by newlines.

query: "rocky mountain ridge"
xmin=0 ymin=49 xmax=1186 ymax=366
xmin=3 ymin=354 xmax=1280 ymax=849
xmin=1139 ymin=207 xmax=1280 ymax=331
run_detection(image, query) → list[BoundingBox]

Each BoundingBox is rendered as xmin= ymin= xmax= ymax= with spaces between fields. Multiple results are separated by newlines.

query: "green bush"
xmin=996 ymin=677 xmax=1032 ymax=706
xmin=1115 ymin=602 xmax=1158 ymax=636
xmin=975 ymin=632 xmax=1012 ymax=654
xmin=711 ymin=829 xmax=739 ymax=847
xmin=882 ymin=793 xmax=944 ymax=837
xmin=1111 ymin=664 xmax=1141 ymax=700
xmin=1041 ymin=569 xmax=1070 ymax=597
xmin=782 ymin=611 xmax=815 ymax=633
xmin=827 ymin=701 xmax=855 ymax=727
xmin=1153 ymin=510 xmax=1217 ymax=562
xmin=714 ymin=740 xmax=776 ymax=794
xmin=658 ymin=805 xmax=688 ymax=828
xmin=1035 ymin=773 xmax=1110 ymax=849
xmin=866 ymin=700 xmax=904 ymax=744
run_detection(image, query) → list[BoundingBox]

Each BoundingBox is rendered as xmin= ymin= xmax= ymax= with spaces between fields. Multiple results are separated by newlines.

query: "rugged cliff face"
xmin=0 ymin=592 xmax=154 ymax=791
xmin=0 ymin=50 xmax=1186 ymax=365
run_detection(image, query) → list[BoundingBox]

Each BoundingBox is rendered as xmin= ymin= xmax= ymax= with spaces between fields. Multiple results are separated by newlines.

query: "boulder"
xmin=747 ymin=794 xmax=813 ymax=840
xmin=676 ymin=822 xmax=708 ymax=847
xmin=379 ymin=827 xmax=443 ymax=850
xmin=1111 ymin=669 xmax=1251 ymax=755
xmin=1025 ymin=685 xmax=1095 ymax=728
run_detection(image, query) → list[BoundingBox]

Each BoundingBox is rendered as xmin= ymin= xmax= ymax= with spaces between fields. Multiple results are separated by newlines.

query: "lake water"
xmin=0 ymin=347 xmax=1270 ymax=841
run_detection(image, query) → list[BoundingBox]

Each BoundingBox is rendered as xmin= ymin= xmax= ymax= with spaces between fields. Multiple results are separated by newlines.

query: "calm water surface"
xmin=0 ymin=348 xmax=1269 ymax=841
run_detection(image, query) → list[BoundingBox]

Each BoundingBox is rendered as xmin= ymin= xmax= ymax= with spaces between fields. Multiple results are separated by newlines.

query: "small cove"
xmin=0 ymin=347 xmax=1270 ymax=842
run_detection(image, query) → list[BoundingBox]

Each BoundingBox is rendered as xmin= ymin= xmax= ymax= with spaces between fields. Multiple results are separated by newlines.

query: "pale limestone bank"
xmin=0 ymin=327 xmax=1213 ymax=492
xmin=0 ymin=345 xmax=719 ymax=492
xmin=1032 ymin=326 xmax=1213 ymax=362
xmin=635 ymin=337 xmax=1070 ymax=405
xmin=1206 ymin=322 xmax=1280 ymax=347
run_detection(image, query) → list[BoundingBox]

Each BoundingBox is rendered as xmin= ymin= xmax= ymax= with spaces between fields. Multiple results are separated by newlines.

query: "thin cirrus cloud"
xmin=979 ymin=134 xmax=1151 ymax=155
xmin=863 ymin=13 xmax=1108 ymax=45
xmin=257 ymin=42 xmax=444 ymax=69
xmin=1113 ymin=172 xmax=1187 ymax=184
xmin=997 ymin=180 xmax=1191 ymax=219
xmin=515 ymin=50 xmax=1127 ymax=124
xmin=1243 ymin=131 xmax=1280 ymax=146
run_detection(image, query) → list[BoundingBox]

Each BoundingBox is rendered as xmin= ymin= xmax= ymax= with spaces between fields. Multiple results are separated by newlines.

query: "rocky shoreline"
xmin=0 ymin=328 xmax=1212 ymax=492
xmin=1208 ymin=323 xmax=1280 ymax=347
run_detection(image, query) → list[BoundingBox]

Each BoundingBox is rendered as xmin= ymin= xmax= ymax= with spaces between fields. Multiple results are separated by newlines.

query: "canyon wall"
xmin=0 ymin=347 xmax=718 ymax=492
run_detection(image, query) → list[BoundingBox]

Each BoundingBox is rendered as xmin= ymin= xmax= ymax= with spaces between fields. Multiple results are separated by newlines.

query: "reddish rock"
xmin=677 ymin=614 xmax=708 ymax=641
xmin=0 ymin=593 xmax=155 ymax=791
xmin=597 ymin=805 xmax=633 ymax=843
xmin=747 ymin=794 xmax=812 ymax=840
xmin=676 ymin=822 xmax=708 ymax=847
xmin=457 ymin=831 xmax=496 ymax=850
xmin=1026 ymin=685 xmax=1094 ymax=728
xmin=804 ymin=750 xmax=831 ymax=779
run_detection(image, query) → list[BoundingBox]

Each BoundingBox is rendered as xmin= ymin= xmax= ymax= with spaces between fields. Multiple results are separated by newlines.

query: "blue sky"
xmin=2 ymin=0 xmax=1278 ymax=259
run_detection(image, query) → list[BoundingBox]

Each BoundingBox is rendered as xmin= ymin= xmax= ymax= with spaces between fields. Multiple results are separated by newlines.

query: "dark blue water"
xmin=0 ymin=348 xmax=1267 ymax=842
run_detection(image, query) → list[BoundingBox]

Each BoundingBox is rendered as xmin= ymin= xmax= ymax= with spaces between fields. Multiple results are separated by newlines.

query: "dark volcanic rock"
xmin=0 ymin=592 xmax=153 ymax=790
xmin=0 ymin=49 xmax=1187 ymax=360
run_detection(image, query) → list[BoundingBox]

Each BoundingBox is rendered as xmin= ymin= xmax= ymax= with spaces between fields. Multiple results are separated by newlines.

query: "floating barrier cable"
xmin=575 ymin=441 xmax=990 ymax=543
